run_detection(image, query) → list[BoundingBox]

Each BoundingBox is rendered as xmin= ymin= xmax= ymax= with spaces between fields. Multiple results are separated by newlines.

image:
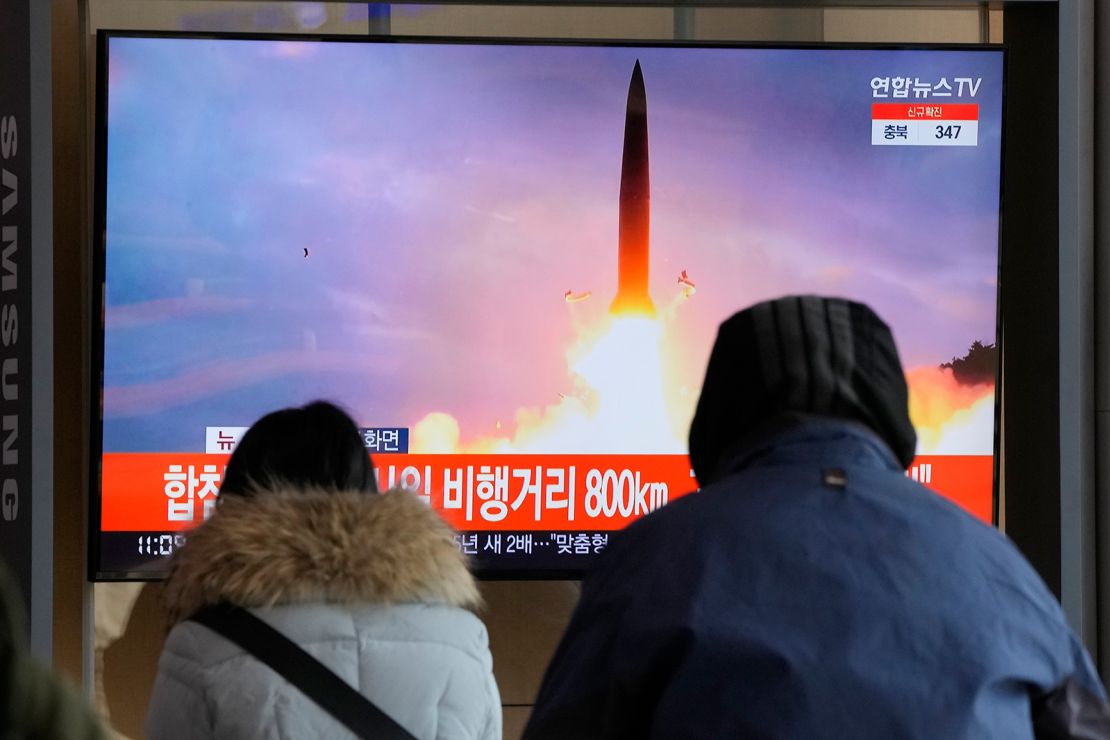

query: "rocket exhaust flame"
xmin=610 ymin=60 xmax=655 ymax=317
xmin=906 ymin=366 xmax=995 ymax=455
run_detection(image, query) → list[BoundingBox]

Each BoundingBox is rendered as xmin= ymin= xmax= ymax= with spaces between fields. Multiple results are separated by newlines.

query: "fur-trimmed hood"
xmin=161 ymin=487 xmax=480 ymax=624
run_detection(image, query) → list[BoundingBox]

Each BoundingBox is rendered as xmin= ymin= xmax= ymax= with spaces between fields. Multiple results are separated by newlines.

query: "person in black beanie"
xmin=524 ymin=295 xmax=1109 ymax=740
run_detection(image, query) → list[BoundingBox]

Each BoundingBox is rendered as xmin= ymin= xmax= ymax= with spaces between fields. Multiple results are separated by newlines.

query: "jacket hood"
xmin=689 ymin=295 xmax=916 ymax=486
xmin=161 ymin=486 xmax=481 ymax=624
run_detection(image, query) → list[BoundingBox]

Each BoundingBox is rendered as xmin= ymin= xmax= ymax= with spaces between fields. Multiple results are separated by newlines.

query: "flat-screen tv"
xmin=92 ymin=32 xmax=1004 ymax=579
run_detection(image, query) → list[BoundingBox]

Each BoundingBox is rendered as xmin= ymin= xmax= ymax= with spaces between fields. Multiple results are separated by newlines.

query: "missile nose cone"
xmin=626 ymin=60 xmax=647 ymax=115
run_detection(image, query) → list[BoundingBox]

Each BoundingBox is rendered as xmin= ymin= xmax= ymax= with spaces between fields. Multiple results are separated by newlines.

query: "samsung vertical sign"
xmin=0 ymin=0 xmax=32 ymax=612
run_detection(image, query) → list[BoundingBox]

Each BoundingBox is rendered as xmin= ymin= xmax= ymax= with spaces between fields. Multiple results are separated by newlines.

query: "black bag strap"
xmin=190 ymin=603 xmax=417 ymax=740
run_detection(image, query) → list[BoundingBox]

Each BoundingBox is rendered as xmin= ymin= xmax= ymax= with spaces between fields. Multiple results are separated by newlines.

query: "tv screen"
xmin=93 ymin=33 xmax=1004 ymax=579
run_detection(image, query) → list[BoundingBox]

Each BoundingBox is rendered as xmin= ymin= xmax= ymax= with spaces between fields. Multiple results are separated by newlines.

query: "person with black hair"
xmin=524 ymin=296 xmax=1109 ymax=740
xmin=215 ymin=400 xmax=377 ymax=497
xmin=145 ymin=401 xmax=501 ymax=740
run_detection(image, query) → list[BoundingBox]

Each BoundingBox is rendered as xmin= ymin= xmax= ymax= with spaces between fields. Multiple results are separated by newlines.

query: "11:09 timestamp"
xmin=137 ymin=533 xmax=187 ymax=556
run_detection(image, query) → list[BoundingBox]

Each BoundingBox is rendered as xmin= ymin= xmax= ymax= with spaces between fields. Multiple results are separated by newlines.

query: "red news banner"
xmin=102 ymin=454 xmax=994 ymax=532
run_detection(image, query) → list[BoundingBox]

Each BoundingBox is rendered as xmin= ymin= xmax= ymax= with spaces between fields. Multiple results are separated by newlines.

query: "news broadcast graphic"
xmin=94 ymin=36 xmax=1004 ymax=577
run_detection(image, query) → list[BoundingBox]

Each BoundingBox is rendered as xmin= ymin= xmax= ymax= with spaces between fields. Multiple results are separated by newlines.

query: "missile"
xmin=610 ymin=60 xmax=655 ymax=317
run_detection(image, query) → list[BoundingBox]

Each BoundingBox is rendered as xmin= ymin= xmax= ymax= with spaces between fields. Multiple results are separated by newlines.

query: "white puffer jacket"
xmin=145 ymin=487 xmax=501 ymax=740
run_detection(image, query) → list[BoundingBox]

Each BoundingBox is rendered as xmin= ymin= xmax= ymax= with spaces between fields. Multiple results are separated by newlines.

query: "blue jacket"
xmin=524 ymin=419 xmax=1106 ymax=739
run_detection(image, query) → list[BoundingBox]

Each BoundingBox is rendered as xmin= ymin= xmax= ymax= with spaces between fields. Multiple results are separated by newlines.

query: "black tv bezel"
xmin=89 ymin=29 xmax=1007 ymax=581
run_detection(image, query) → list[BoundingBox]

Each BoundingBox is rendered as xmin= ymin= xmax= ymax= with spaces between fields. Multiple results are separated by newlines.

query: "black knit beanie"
xmin=688 ymin=295 xmax=917 ymax=485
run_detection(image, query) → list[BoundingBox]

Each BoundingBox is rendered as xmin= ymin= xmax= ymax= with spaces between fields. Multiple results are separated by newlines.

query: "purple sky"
xmin=102 ymin=37 xmax=1003 ymax=452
